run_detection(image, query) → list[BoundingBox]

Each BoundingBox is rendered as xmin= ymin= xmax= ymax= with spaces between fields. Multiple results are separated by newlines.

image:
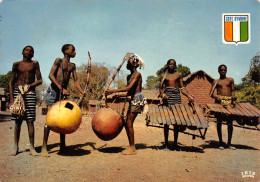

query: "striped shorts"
xmin=11 ymin=87 xmax=36 ymax=122
xmin=164 ymin=87 xmax=181 ymax=106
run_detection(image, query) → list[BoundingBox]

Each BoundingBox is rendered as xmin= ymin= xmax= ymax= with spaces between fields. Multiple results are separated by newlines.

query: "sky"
xmin=0 ymin=0 xmax=259 ymax=86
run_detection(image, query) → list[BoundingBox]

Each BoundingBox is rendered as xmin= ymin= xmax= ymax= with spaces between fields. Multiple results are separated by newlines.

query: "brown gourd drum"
xmin=92 ymin=108 xmax=123 ymax=141
xmin=46 ymin=100 xmax=82 ymax=134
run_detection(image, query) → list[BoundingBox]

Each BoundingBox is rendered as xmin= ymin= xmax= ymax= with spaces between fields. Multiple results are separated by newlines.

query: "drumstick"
xmin=103 ymin=54 xmax=130 ymax=107
xmin=77 ymin=51 xmax=91 ymax=105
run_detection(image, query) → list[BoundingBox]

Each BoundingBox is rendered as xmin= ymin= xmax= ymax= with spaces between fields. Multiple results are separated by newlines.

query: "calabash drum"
xmin=46 ymin=100 xmax=82 ymax=134
xmin=92 ymin=108 xmax=123 ymax=141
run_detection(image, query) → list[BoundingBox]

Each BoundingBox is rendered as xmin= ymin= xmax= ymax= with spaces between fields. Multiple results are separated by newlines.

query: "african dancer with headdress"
xmin=106 ymin=53 xmax=146 ymax=155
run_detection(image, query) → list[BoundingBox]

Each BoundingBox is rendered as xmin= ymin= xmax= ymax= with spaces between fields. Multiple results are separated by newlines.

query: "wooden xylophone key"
xmin=167 ymin=106 xmax=176 ymax=125
xmin=154 ymin=106 xmax=163 ymax=125
xmin=158 ymin=106 xmax=167 ymax=125
xmin=240 ymin=103 xmax=260 ymax=117
xmin=175 ymin=104 xmax=187 ymax=126
xmin=235 ymin=104 xmax=252 ymax=117
xmin=246 ymin=103 xmax=260 ymax=116
xmin=184 ymin=104 xmax=197 ymax=128
xmin=162 ymin=106 xmax=172 ymax=126
xmin=226 ymin=104 xmax=245 ymax=117
xmin=207 ymin=103 xmax=222 ymax=113
xmin=179 ymin=104 xmax=192 ymax=126
xmin=149 ymin=106 xmax=157 ymax=124
xmin=214 ymin=104 xmax=231 ymax=115
xmin=189 ymin=106 xmax=203 ymax=128
xmin=194 ymin=104 xmax=208 ymax=128
xmin=170 ymin=105 xmax=182 ymax=126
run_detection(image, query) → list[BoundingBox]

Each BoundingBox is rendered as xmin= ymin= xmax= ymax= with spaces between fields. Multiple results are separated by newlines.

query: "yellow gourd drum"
xmin=46 ymin=100 xmax=82 ymax=134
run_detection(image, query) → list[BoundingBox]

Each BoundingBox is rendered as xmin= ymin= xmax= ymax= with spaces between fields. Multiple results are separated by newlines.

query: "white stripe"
xmin=233 ymin=20 xmax=240 ymax=42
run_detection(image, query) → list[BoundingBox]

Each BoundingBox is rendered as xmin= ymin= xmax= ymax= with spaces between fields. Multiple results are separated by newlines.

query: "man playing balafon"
xmin=209 ymin=64 xmax=236 ymax=150
xmin=159 ymin=59 xmax=194 ymax=149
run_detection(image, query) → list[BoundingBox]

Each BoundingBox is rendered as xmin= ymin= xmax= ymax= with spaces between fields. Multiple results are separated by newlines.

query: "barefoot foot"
xmin=30 ymin=149 xmax=39 ymax=156
xmin=160 ymin=144 xmax=170 ymax=150
xmin=122 ymin=148 xmax=137 ymax=155
xmin=10 ymin=147 xmax=19 ymax=156
xmin=40 ymin=149 xmax=50 ymax=157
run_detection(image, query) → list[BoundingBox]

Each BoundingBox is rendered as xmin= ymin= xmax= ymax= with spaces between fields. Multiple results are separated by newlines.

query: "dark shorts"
xmin=129 ymin=104 xmax=144 ymax=113
xmin=129 ymin=92 xmax=146 ymax=113
xmin=45 ymin=86 xmax=67 ymax=106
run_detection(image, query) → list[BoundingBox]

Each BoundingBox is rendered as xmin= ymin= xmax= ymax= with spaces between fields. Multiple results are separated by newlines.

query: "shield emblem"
xmin=222 ymin=13 xmax=250 ymax=45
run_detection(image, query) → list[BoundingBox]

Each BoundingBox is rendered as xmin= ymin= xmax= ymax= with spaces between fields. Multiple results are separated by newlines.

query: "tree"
xmin=176 ymin=64 xmax=191 ymax=77
xmin=145 ymin=75 xmax=160 ymax=90
xmin=248 ymin=51 xmax=260 ymax=83
xmin=238 ymin=51 xmax=260 ymax=88
xmin=235 ymin=51 xmax=260 ymax=108
xmin=0 ymin=71 xmax=12 ymax=93
xmin=236 ymin=85 xmax=260 ymax=108
xmin=110 ymin=67 xmax=127 ymax=89
xmin=145 ymin=64 xmax=191 ymax=90
xmin=68 ymin=63 xmax=110 ymax=107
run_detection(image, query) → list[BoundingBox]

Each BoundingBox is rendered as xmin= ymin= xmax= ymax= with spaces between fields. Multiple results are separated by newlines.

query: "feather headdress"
xmin=130 ymin=53 xmax=145 ymax=69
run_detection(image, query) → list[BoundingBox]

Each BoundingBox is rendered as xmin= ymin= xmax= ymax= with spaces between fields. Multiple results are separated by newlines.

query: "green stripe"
xmin=240 ymin=22 xmax=248 ymax=41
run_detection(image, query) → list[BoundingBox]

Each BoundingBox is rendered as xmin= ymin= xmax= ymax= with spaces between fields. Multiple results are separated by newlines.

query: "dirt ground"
xmin=0 ymin=107 xmax=259 ymax=182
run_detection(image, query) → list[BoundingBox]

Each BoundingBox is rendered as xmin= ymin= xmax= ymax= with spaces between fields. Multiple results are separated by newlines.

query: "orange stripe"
xmin=225 ymin=22 xmax=233 ymax=41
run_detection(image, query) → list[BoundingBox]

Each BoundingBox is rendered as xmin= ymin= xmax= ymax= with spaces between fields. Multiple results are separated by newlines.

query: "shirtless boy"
xmin=209 ymin=64 xmax=236 ymax=150
xmin=41 ymin=44 xmax=84 ymax=156
xmin=9 ymin=45 xmax=42 ymax=156
xmin=106 ymin=53 xmax=146 ymax=155
xmin=159 ymin=59 xmax=194 ymax=149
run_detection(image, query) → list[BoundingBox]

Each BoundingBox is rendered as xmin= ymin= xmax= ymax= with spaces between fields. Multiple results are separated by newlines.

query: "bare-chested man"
xmin=159 ymin=59 xmax=194 ymax=149
xmin=105 ymin=53 xmax=146 ymax=155
xmin=41 ymin=44 xmax=84 ymax=156
xmin=9 ymin=45 xmax=42 ymax=156
xmin=209 ymin=64 xmax=236 ymax=150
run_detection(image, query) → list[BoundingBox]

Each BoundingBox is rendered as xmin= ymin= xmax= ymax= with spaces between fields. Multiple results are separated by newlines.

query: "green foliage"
xmin=235 ymin=52 xmax=260 ymax=108
xmin=235 ymin=85 xmax=260 ymax=109
xmin=0 ymin=71 xmax=12 ymax=93
xmin=156 ymin=64 xmax=191 ymax=77
xmin=145 ymin=75 xmax=160 ymax=90
xmin=176 ymin=64 xmax=191 ymax=77
xmin=156 ymin=65 xmax=167 ymax=77
xmin=248 ymin=53 xmax=260 ymax=83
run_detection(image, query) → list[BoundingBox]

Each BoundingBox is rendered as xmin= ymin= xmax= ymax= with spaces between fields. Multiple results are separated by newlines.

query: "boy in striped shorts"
xmin=159 ymin=59 xmax=194 ymax=149
xmin=9 ymin=46 xmax=42 ymax=156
